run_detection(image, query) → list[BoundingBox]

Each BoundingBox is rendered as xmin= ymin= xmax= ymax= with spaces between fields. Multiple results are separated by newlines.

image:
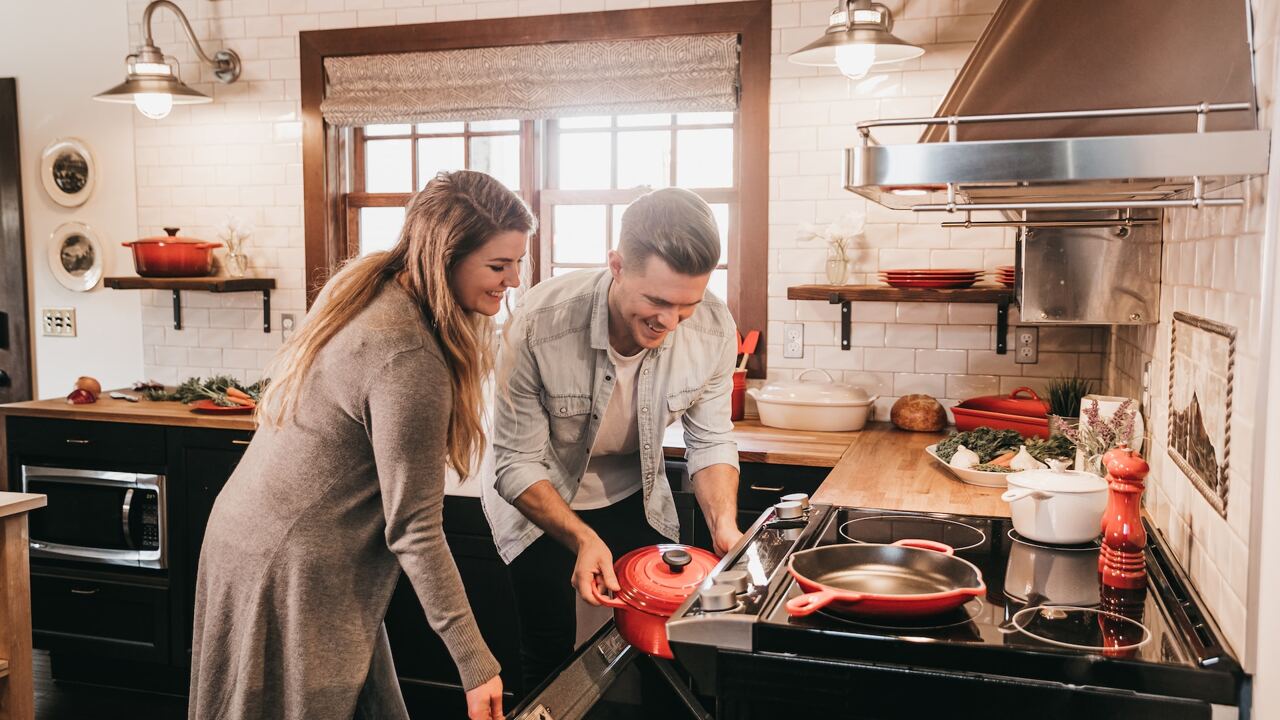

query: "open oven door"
xmin=509 ymin=623 xmax=712 ymax=720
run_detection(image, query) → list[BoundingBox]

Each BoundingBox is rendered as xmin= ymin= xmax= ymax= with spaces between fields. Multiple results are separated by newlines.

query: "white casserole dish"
xmin=1000 ymin=468 xmax=1108 ymax=545
xmin=746 ymin=369 xmax=878 ymax=432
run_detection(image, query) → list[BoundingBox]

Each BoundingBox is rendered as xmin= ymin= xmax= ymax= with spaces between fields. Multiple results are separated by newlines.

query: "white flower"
xmin=795 ymin=211 xmax=866 ymax=261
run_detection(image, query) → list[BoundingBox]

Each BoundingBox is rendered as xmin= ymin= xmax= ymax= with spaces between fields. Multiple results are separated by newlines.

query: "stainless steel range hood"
xmin=845 ymin=0 xmax=1271 ymax=214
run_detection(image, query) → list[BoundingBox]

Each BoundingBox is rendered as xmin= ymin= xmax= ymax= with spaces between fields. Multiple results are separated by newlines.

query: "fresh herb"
xmin=1046 ymin=376 xmax=1093 ymax=419
xmin=972 ymin=463 xmax=1017 ymax=473
xmin=136 ymin=375 xmax=266 ymax=406
xmin=1025 ymin=434 xmax=1076 ymax=464
xmin=935 ymin=427 xmax=1024 ymax=463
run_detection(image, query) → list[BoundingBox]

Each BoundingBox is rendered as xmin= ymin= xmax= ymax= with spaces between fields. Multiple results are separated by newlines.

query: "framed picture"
xmin=47 ymin=221 xmax=104 ymax=292
xmin=1167 ymin=311 xmax=1235 ymax=517
xmin=40 ymin=137 xmax=96 ymax=207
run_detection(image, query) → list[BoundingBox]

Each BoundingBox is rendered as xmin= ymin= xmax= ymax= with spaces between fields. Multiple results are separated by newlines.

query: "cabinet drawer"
xmin=738 ymin=463 xmax=828 ymax=513
xmin=32 ymin=571 xmax=170 ymax=663
xmin=7 ymin=418 xmax=166 ymax=467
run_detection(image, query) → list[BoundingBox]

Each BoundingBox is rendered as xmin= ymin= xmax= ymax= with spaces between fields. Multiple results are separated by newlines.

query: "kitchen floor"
xmin=33 ymin=651 xmax=187 ymax=720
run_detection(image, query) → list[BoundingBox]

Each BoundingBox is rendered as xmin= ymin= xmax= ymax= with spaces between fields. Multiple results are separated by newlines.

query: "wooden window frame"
xmin=301 ymin=1 xmax=771 ymax=375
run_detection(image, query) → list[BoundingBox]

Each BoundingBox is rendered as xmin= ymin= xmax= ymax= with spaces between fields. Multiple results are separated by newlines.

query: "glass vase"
xmin=825 ymin=253 xmax=849 ymax=285
xmin=225 ymin=252 xmax=248 ymax=278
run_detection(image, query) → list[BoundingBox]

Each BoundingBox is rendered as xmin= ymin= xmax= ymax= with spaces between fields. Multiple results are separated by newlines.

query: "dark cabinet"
xmin=31 ymin=567 xmax=170 ymax=663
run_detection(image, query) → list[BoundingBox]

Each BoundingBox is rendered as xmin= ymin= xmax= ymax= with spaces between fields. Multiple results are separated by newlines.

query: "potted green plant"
xmin=1045 ymin=376 xmax=1093 ymax=436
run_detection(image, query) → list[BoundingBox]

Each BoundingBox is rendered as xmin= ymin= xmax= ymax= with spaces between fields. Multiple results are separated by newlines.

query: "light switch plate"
xmin=1014 ymin=325 xmax=1038 ymax=364
xmin=42 ymin=308 xmax=76 ymax=337
xmin=783 ymin=323 xmax=804 ymax=358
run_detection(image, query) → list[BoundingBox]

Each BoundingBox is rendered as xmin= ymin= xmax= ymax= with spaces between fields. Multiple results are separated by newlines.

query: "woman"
xmin=189 ymin=170 xmax=535 ymax=720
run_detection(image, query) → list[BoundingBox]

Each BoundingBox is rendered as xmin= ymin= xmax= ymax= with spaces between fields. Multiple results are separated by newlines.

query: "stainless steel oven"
xmin=20 ymin=465 xmax=166 ymax=569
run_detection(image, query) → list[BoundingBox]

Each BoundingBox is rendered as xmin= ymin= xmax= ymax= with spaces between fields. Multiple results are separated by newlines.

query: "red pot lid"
xmin=130 ymin=227 xmax=217 ymax=245
xmin=955 ymin=387 xmax=1048 ymax=419
xmin=614 ymin=543 xmax=719 ymax=616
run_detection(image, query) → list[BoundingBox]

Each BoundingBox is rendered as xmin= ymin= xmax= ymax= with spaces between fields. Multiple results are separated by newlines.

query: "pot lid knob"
xmin=163 ymin=227 xmax=180 ymax=236
xmin=717 ymin=570 xmax=750 ymax=594
xmin=700 ymin=584 xmax=739 ymax=612
xmin=774 ymin=500 xmax=804 ymax=520
xmin=662 ymin=549 xmax=692 ymax=574
xmin=781 ymin=492 xmax=810 ymax=509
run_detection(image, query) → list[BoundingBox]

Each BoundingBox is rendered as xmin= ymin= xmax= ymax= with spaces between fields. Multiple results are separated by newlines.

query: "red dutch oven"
xmin=950 ymin=386 xmax=1050 ymax=438
xmin=592 ymin=544 xmax=719 ymax=659
xmin=122 ymin=227 xmax=222 ymax=278
xmin=785 ymin=539 xmax=986 ymax=618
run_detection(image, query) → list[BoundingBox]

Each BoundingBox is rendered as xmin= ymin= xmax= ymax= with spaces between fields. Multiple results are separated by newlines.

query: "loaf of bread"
xmin=891 ymin=394 xmax=947 ymax=432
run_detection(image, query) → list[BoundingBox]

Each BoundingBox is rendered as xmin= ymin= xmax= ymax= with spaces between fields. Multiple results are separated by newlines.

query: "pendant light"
xmin=93 ymin=0 xmax=240 ymax=119
xmin=788 ymin=0 xmax=924 ymax=80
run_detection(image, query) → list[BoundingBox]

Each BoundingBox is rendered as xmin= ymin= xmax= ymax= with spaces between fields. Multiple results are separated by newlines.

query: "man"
xmin=484 ymin=187 xmax=742 ymax=691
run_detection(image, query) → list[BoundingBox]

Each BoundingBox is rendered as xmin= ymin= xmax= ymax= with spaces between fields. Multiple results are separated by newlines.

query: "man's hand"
xmin=573 ymin=532 xmax=618 ymax=605
xmin=712 ymin=525 xmax=744 ymax=557
xmin=465 ymin=674 xmax=503 ymax=720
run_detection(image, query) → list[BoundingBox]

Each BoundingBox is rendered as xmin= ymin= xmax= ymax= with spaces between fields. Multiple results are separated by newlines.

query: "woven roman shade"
xmin=320 ymin=34 xmax=740 ymax=126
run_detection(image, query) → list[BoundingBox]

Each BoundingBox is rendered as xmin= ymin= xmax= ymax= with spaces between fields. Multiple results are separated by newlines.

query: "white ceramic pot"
xmin=1000 ymin=468 xmax=1108 ymax=545
xmin=1003 ymin=540 xmax=1100 ymax=607
xmin=746 ymin=369 xmax=878 ymax=432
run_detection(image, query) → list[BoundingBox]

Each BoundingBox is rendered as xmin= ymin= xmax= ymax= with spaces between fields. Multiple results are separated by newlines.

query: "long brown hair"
xmin=259 ymin=170 xmax=535 ymax=478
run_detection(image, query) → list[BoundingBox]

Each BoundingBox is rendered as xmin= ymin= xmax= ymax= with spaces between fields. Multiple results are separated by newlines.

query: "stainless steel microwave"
xmin=20 ymin=465 xmax=166 ymax=569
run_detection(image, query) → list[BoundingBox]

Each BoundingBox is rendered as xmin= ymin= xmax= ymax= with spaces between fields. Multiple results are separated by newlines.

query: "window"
xmin=346 ymin=120 xmax=529 ymax=257
xmin=348 ymin=111 xmax=737 ymax=303
xmin=302 ymin=2 xmax=770 ymax=372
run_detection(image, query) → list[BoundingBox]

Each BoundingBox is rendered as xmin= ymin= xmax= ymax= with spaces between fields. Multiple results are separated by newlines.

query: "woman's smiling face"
xmin=450 ymin=229 xmax=527 ymax=316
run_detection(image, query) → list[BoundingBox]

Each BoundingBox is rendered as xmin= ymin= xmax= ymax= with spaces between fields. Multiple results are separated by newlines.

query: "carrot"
xmin=226 ymin=395 xmax=257 ymax=408
xmin=226 ymin=387 xmax=252 ymax=400
xmin=988 ymin=451 xmax=1017 ymax=467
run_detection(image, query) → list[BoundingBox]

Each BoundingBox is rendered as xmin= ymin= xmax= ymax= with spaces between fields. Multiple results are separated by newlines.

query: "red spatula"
xmin=737 ymin=329 xmax=759 ymax=371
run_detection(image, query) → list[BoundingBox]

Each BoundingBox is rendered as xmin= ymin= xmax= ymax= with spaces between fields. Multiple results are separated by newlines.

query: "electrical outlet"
xmin=1014 ymin=325 xmax=1038 ymax=364
xmin=783 ymin=323 xmax=804 ymax=358
xmin=42 ymin=308 xmax=76 ymax=337
xmin=281 ymin=313 xmax=296 ymax=341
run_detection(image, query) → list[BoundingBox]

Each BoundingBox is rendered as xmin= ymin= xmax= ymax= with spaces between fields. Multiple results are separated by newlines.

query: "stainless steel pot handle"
xmin=121 ymin=488 xmax=135 ymax=550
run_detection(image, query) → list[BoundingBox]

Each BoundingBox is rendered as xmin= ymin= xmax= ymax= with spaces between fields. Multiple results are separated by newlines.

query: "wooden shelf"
xmin=787 ymin=284 xmax=1015 ymax=355
xmin=104 ymin=276 xmax=274 ymax=292
xmin=104 ymin=276 xmax=277 ymax=333
xmin=787 ymin=284 xmax=1014 ymax=303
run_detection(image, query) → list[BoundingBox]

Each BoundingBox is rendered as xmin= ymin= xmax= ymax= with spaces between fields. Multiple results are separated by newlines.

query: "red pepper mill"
xmin=1098 ymin=444 xmax=1150 ymax=590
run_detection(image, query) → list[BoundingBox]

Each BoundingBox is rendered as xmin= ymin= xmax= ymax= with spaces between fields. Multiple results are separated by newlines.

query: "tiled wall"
xmin=1104 ymin=1 xmax=1278 ymax=658
xmin=128 ymin=0 xmax=1104 ymax=403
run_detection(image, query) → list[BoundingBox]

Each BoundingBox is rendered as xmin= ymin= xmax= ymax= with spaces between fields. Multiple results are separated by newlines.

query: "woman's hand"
xmin=466 ymin=674 xmax=503 ymax=720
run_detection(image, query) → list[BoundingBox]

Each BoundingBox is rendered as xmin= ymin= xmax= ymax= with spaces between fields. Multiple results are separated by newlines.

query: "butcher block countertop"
xmin=1 ymin=397 xmax=1009 ymax=517
xmin=0 ymin=393 xmax=256 ymax=431
xmin=812 ymin=423 xmax=1011 ymax=518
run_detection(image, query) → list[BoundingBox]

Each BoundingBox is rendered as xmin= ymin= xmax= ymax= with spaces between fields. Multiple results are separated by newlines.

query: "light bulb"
xmin=135 ymin=93 xmax=173 ymax=119
xmin=834 ymin=44 xmax=877 ymax=79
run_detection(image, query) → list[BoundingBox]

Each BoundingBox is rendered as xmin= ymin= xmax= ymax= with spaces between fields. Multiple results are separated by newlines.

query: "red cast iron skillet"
xmin=786 ymin=539 xmax=987 ymax=618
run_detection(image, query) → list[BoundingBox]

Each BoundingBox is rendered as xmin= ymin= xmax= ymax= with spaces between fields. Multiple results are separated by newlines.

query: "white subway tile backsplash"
xmin=895 ymin=303 xmax=948 ymax=324
xmin=915 ymin=349 xmax=967 ymax=374
xmin=885 ymin=324 xmax=936 ymax=349
xmin=893 ymin=373 xmax=947 ymax=397
xmin=813 ymin=347 xmax=864 ymax=370
xmin=938 ymin=324 xmax=990 ymax=350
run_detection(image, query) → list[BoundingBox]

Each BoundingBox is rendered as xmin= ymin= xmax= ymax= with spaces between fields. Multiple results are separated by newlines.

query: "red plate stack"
xmin=879 ymin=268 xmax=984 ymax=289
xmin=996 ymin=265 xmax=1016 ymax=288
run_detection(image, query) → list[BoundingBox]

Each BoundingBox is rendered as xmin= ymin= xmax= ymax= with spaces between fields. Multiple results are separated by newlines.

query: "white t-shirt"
xmin=571 ymin=344 xmax=646 ymax=510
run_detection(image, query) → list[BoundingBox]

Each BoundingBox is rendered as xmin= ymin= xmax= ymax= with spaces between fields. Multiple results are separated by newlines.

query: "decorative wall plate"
xmin=40 ymin=137 xmax=96 ymax=207
xmin=48 ymin=221 xmax=104 ymax=292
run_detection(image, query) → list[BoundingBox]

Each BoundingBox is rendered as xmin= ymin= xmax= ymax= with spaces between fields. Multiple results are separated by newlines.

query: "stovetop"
xmin=668 ymin=504 xmax=1245 ymax=708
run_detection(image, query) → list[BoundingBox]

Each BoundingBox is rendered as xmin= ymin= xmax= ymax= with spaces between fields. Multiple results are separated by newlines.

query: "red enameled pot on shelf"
xmin=122 ymin=227 xmax=222 ymax=278
xmin=591 ymin=543 xmax=719 ymax=659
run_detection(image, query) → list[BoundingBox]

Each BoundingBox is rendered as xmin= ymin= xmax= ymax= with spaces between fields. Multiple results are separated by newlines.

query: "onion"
xmin=75 ymin=376 xmax=102 ymax=396
xmin=66 ymin=388 xmax=97 ymax=405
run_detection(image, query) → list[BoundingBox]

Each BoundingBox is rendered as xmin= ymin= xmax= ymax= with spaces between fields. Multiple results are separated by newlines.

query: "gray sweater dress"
xmin=189 ymin=283 xmax=499 ymax=720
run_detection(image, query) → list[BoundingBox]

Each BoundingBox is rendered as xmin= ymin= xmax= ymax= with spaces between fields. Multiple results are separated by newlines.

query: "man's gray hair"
xmin=618 ymin=187 xmax=721 ymax=276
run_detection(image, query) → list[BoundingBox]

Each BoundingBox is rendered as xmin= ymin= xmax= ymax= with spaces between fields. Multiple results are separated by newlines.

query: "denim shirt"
xmin=483 ymin=269 xmax=740 ymax=564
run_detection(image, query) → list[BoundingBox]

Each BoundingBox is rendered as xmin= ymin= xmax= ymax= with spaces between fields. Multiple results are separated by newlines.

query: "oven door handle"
xmin=121 ymin=488 xmax=135 ymax=551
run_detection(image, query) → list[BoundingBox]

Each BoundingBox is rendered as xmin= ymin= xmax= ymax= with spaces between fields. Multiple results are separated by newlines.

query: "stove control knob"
xmin=700 ymin=584 xmax=739 ymax=612
xmin=717 ymin=570 xmax=750 ymax=594
xmin=781 ymin=492 xmax=810 ymax=509
xmin=774 ymin=500 xmax=804 ymax=520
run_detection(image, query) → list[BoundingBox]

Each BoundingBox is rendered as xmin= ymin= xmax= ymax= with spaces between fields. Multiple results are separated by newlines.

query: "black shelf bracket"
xmin=828 ymin=292 xmax=852 ymax=350
xmin=170 ymin=289 xmax=273 ymax=333
xmin=996 ymin=297 xmax=1010 ymax=355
